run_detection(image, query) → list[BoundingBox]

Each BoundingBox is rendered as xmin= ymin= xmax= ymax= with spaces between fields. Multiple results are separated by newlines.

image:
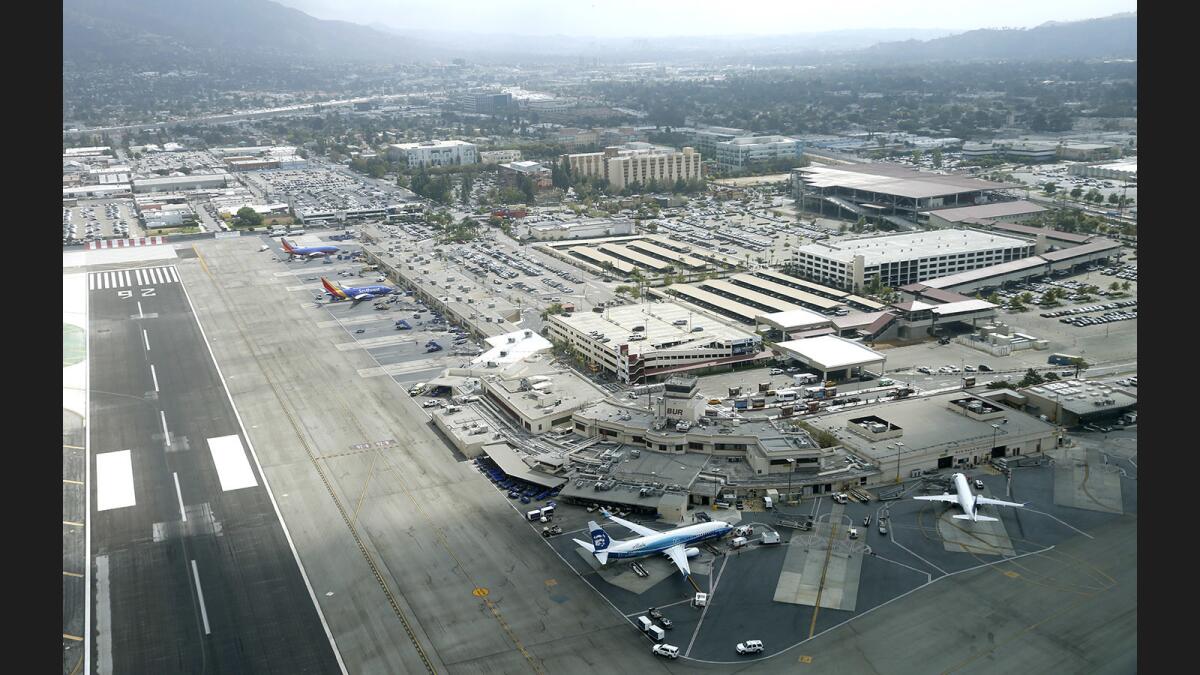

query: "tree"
xmin=1069 ymin=357 xmax=1089 ymax=378
xmin=1121 ymin=281 xmax=1131 ymax=291
xmin=235 ymin=207 xmax=262 ymax=228
xmin=1018 ymin=369 xmax=1045 ymax=388
xmin=1109 ymin=281 xmax=1121 ymax=292
xmin=460 ymin=173 xmax=474 ymax=205
xmin=1043 ymin=182 xmax=1057 ymax=195
xmin=1070 ymin=187 xmax=1083 ymax=200
xmin=931 ymin=148 xmax=943 ymax=168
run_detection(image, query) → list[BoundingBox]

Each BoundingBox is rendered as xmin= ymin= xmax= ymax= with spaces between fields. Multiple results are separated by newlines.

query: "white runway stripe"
xmin=96 ymin=450 xmax=136 ymax=511
xmin=88 ymin=265 xmax=181 ymax=291
xmin=207 ymin=435 xmax=259 ymax=492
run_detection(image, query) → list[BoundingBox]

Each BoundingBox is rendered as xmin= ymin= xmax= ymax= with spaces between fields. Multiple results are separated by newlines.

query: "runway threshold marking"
xmin=207 ymin=435 xmax=258 ymax=492
xmin=95 ymin=450 xmax=136 ymax=511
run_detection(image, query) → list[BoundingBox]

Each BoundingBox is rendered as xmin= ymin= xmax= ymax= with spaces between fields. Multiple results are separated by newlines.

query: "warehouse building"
xmin=545 ymin=302 xmax=764 ymax=384
xmin=518 ymin=217 xmax=635 ymax=241
xmin=132 ymin=174 xmax=232 ymax=193
xmin=1016 ymin=379 xmax=1137 ymax=427
xmin=923 ymin=200 xmax=1047 ymax=228
xmin=1069 ymin=158 xmax=1137 ymax=182
xmin=792 ymin=229 xmax=1035 ymax=292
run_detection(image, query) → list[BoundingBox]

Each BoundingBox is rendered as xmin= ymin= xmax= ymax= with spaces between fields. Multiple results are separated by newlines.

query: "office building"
xmin=387 ymin=140 xmax=478 ymax=168
xmin=714 ymin=135 xmax=804 ymax=169
xmin=563 ymin=144 xmax=701 ymax=191
xmin=498 ymin=161 xmax=552 ymax=190
xmin=690 ymin=126 xmax=749 ymax=157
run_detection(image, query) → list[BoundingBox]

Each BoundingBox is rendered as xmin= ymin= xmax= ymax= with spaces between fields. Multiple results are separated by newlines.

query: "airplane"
xmin=281 ymin=237 xmax=339 ymax=261
xmin=913 ymin=472 xmax=1025 ymax=522
xmin=320 ymin=277 xmax=396 ymax=305
xmin=573 ymin=509 xmax=732 ymax=578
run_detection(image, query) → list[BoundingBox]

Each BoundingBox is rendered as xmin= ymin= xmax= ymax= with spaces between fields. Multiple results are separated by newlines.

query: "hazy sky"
xmin=277 ymin=0 xmax=1136 ymax=37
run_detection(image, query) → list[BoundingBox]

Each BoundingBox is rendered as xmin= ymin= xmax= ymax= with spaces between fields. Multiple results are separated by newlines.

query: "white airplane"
xmin=913 ymin=472 xmax=1025 ymax=522
xmin=573 ymin=510 xmax=732 ymax=578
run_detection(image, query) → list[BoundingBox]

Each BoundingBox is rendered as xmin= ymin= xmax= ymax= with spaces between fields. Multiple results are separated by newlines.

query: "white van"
xmin=731 ymin=536 xmax=749 ymax=549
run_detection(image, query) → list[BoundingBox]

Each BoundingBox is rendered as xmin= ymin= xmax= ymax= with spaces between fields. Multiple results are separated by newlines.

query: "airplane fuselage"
xmin=334 ymin=285 xmax=393 ymax=299
xmin=951 ymin=472 xmax=978 ymax=517
xmin=602 ymin=521 xmax=732 ymax=561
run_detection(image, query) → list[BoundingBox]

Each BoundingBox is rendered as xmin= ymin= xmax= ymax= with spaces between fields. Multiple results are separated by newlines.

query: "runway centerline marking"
xmin=142 ymin=329 xmax=150 ymax=351
xmin=137 ymin=301 xmax=143 ymax=318
xmin=173 ymin=472 xmax=187 ymax=522
xmin=160 ymin=411 xmax=170 ymax=447
xmin=190 ymin=560 xmax=212 ymax=635
xmin=150 ymin=364 xmax=159 ymax=392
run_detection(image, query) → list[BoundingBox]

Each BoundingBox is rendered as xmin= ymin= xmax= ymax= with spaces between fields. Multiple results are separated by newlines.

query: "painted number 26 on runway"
xmin=118 ymin=288 xmax=156 ymax=298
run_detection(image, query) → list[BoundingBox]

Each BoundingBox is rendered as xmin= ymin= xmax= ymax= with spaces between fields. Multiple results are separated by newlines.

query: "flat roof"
xmin=831 ymin=311 xmax=892 ymax=330
xmin=626 ymin=240 xmax=708 ymax=269
xmin=731 ymin=274 xmax=842 ymax=311
xmin=796 ymin=163 xmax=1016 ymax=200
xmin=924 ymin=200 xmax=1047 ymax=223
xmin=1039 ymin=239 xmax=1122 ymax=262
xmin=844 ymin=294 xmax=886 ymax=311
xmin=1023 ymin=380 xmax=1137 ymax=416
xmin=666 ymin=285 xmax=761 ymax=323
xmin=554 ymin=301 xmax=758 ymax=355
xmin=472 ymin=329 xmax=552 ymax=366
xmin=922 ymin=257 xmax=1048 ymax=289
xmin=796 ymin=229 xmax=1032 ymax=267
xmin=482 ymin=443 xmax=567 ymax=489
xmin=930 ymin=299 xmax=997 ymax=316
xmin=988 ymin=222 xmax=1093 ymax=244
xmin=757 ymin=308 xmax=832 ymax=331
xmin=754 ymin=270 xmax=849 ymax=299
xmin=806 ymin=392 xmax=1056 ymax=463
xmin=598 ymin=243 xmax=675 ymax=271
xmin=702 ymin=279 xmax=809 ymax=313
xmin=567 ymin=246 xmax=637 ymax=273
xmin=777 ymin=335 xmax=886 ymax=371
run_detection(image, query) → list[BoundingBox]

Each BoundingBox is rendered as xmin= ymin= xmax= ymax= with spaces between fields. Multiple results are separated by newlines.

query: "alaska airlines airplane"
xmin=913 ymin=472 xmax=1025 ymax=522
xmin=573 ymin=510 xmax=732 ymax=578
xmin=281 ymin=237 xmax=339 ymax=260
xmin=321 ymin=277 xmax=395 ymax=304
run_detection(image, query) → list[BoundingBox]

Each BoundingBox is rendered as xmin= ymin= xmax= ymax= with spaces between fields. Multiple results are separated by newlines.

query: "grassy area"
xmin=148 ymin=225 xmax=201 ymax=235
xmin=63 ymin=324 xmax=85 ymax=367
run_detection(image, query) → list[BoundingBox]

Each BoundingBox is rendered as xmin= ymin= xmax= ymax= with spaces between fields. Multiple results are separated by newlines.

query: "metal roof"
xmin=796 ymin=163 xmax=1017 ymax=199
xmin=1039 ymin=239 xmax=1122 ymax=261
xmin=729 ymin=274 xmax=842 ymax=311
xmin=666 ymin=285 xmax=761 ymax=323
xmin=777 ymin=335 xmax=887 ymax=371
xmin=754 ymin=269 xmax=849 ymax=298
xmin=702 ymin=279 xmax=808 ymax=313
xmin=923 ymin=200 xmax=1047 ymax=223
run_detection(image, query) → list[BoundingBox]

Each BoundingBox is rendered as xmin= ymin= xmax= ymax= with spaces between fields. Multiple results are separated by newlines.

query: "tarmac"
xmin=173 ymin=235 xmax=660 ymax=673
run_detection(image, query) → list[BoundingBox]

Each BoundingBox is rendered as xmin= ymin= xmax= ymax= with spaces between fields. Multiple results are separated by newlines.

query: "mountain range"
xmin=63 ymin=0 xmax=1137 ymax=68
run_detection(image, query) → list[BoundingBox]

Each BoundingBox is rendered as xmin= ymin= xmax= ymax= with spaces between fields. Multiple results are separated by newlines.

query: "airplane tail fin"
xmin=954 ymin=514 xmax=999 ymax=522
xmin=320 ymin=277 xmax=347 ymax=299
xmin=280 ymin=238 xmax=293 ymax=252
xmin=587 ymin=520 xmax=611 ymax=564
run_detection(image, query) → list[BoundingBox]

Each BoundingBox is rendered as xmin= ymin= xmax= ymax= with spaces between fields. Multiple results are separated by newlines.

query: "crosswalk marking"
xmin=88 ymin=266 xmax=180 ymax=291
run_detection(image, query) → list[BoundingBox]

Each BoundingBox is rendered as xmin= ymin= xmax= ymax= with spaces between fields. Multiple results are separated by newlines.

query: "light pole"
xmin=894 ymin=441 xmax=904 ymax=483
xmin=786 ymin=458 xmax=795 ymax=506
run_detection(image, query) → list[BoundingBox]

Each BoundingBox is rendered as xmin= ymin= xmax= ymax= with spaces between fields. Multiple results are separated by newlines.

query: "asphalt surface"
xmin=86 ymin=264 xmax=340 ymax=673
xmin=177 ymin=236 xmax=662 ymax=674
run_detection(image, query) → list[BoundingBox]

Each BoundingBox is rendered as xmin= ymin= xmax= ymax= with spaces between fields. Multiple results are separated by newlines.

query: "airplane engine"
xmin=685 ymin=547 xmax=700 ymax=559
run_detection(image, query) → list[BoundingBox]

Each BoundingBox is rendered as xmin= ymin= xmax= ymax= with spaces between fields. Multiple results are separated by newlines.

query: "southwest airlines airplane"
xmin=321 ymin=277 xmax=395 ymax=304
xmin=281 ymin=237 xmax=339 ymax=260
xmin=913 ymin=472 xmax=1025 ymax=522
xmin=574 ymin=510 xmax=732 ymax=578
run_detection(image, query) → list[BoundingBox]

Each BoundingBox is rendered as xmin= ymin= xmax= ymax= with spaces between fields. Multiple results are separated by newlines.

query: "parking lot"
xmin=63 ymin=199 xmax=140 ymax=245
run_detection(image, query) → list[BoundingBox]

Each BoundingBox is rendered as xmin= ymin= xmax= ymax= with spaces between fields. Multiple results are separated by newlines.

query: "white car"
xmin=736 ymin=640 xmax=764 ymax=655
xmin=651 ymin=644 xmax=679 ymax=659
xmin=769 ymin=368 xmax=784 ymax=375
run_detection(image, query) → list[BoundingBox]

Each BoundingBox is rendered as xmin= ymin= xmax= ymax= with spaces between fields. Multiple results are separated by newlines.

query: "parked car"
xmin=651 ymin=644 xmax=679 ymax=659
xmin=974 ymin=479 xmax=985 ymax=490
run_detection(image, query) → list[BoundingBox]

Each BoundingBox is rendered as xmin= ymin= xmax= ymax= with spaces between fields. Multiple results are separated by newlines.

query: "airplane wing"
xmin=912 ymin=493 xmax=959 ymax=504
xmin=663 ymin=544 xmax=691 ymax=578
xmin=976 ymin=496 xmax=1026 ymax=508
xmin=601 ymin=511 xmax=658 ymax=538
xmin=353 ymin=293 xmax=373 ymax=300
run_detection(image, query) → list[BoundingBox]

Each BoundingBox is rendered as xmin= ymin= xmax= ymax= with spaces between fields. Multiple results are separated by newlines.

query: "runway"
xmin=86 ymin=264 xmax=341 ymax=673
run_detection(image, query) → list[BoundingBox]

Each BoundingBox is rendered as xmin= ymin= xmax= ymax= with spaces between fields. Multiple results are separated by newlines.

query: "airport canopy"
xmin=776 ymin=335 xmax=886 ymax=374
xmin=757 ymin=308 xmax=832 ymax=332
xmin=482 ymin=443 xmax=568 ymax=489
